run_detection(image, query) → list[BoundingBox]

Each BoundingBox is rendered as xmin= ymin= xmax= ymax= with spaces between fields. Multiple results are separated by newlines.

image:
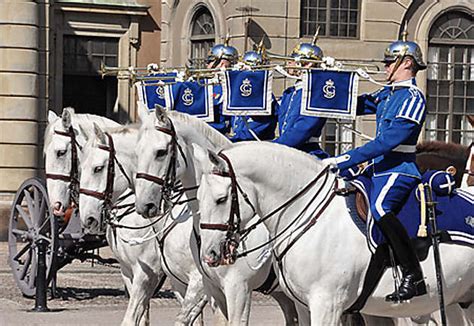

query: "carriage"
xmin=7 ymin=177 xmax=115 ymax=297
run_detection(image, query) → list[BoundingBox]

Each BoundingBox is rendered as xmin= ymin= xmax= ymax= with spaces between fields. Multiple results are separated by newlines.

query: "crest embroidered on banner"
xmin=170 ymin=81 xmax=215 ymax=123
xmin=222 ymin=70 xmax=273 ymax=116
xmin=300 ymin=69 xmax=359 ymax=120
xmin=135 ymin=72 xmax=177 ymax=110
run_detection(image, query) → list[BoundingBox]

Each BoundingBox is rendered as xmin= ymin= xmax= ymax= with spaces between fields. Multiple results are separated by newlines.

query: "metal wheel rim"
xmin=8 ymin=178 xmax=57 ymax=297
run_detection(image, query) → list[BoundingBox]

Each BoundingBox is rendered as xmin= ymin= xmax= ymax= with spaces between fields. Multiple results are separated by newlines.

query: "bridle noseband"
xmin=135 ymin=121 xmax=188 ymax=211
xmin=79 ymin=132 xmax=134 ymax=231
xmin=45 ymin=126 xmax=81 ymax=206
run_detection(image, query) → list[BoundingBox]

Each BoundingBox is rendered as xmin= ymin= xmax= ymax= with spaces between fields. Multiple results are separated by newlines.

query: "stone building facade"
xmin=0 ymin=0 xmax=472 ymax=237
xmin=161 ymin=0 xmax=473 ymax=152
xmin=0 ymin=0 xmax=161 ymax=237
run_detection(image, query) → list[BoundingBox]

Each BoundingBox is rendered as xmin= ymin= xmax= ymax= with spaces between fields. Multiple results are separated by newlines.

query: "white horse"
xmin=193 ymin=141 xmax=473 ymax=325
xmin=45 ymin=108 xmax=120 ymax=216
xmin=134 ymin=107 xmax=298 ymax=325
xmin=46 ymin=110 xmax=162 ymax=325
xmin=78 ymin=123 xmax=208 ymax=325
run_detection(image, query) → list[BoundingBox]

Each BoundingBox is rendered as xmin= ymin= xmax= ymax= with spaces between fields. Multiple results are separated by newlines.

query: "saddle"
xmin=340 ymin=170 xmax=474 ymax=313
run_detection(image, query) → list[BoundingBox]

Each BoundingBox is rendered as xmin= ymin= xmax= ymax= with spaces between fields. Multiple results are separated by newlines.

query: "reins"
xmin=200 ymin=152 xmax=337 ymax=260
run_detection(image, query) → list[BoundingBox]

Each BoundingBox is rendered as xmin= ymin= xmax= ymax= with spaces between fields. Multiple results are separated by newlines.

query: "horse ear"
xmin=93 ymin=122 xmax=107 ymax=144
xmin=78 ymin=124 xmax=90 ymax=142
xmin=207 ymin=149 xmax=227 ymax=172
xmin=61 ymin=108 xmax=72 ymax=129
xmin=154 ymin=104 xmax=169 ymax=125
xmin=48 ymin=110 xmax=58 ymax=124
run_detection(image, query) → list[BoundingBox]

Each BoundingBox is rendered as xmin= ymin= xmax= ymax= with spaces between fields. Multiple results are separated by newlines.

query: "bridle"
xmin=79 ymin=132 xmax=134 ymax=232
xmin=135 ymin=119 xmax=190 ymax=212
xmin=200 ymin=151 xmax=335 ymax=264
xmin=45 ymin=126 xmax=81 ymax=207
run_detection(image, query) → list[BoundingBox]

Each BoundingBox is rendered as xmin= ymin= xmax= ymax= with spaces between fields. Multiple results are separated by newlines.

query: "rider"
xmin=206 ymin=38 xmax=239 ymax=134
xmin=324 ymin=30 xmax=428 ymax=302
xmin=229 ymin=44 xmax=277 ymax=142
xmin=272 ymin=33 xmax=329 ymax=159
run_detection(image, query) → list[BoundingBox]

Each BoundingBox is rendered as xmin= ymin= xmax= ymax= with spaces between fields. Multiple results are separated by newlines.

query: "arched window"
xmin=190 ymin=7 xmax=215 ymax=68
xmin=425 ymin=11 xmax=473 ymax=145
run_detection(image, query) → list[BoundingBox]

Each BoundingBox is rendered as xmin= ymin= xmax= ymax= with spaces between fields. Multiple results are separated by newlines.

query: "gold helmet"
xmin=291 ymin=26 xmax=323 ymax=61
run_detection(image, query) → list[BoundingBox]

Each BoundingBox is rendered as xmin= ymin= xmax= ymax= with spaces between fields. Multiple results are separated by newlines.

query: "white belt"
xmin=392 ymin=144 xmax=416 ymax=153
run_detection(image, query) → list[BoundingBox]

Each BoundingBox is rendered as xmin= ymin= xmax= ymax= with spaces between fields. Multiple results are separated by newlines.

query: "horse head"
xmin=194 ymin=145 xmax=259 ymax=267
xmin=44 ymin=108 xmax=82 ymax=217
xmin=135 ymin=106 xmax=188 ymax=218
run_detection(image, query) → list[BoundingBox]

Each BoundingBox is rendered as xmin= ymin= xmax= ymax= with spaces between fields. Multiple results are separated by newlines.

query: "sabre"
xmin=341 ymin=124 xmax=374 ymax=141
xmin=423 ymin=184 xmax=447 ymax=326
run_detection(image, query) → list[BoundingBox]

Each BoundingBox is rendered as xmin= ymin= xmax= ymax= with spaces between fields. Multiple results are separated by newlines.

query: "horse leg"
xmin=270 ymin=291 xmax=298 ymax=325
xmin=309 ymin=293 xmax=344 ymax=326
xmin=121 ymin=271 xmax=159 ymax=326
xmin=224 ymin=281 xmax=252 ymax=326
xmin=294 ymin=302 xmax=310 ymax=326
xmin=175 ymin=272 xmax=208 ymax=325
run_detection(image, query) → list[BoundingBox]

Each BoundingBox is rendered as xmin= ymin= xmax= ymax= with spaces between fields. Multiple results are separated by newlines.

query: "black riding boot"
xmin=377 ymin=213 xmax=427 ymax=302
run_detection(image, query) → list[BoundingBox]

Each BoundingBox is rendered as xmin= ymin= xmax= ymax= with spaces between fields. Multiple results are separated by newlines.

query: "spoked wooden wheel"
xmin=8 ymin=178 xmax=57 ymax=297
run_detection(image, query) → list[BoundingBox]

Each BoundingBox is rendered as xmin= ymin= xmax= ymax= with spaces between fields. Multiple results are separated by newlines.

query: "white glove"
xmin=322 ymin=157 xmax=338 ymax=169
xmin=323 ymin=56 xmax=335 ymax=67
xmin=147 ymin=63 xmax=159 ymax=72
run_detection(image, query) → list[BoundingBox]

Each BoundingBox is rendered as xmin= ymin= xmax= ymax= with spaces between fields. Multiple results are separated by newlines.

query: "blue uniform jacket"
xmin=229 ymin=96 xmax=277 ymax=142
xmin=336 ymin=78 xmax=426 ymax=178
xmin=210 ymin=84 xmax=230 ymax=134
xmin=273 ymin=82 xmax=328 ymax=159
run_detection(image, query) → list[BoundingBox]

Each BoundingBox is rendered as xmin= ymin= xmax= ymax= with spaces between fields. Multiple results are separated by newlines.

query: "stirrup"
xmin=385 ymin=278 xmax=427 ymax=302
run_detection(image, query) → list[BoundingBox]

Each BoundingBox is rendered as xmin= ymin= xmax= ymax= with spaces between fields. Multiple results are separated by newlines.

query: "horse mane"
xmin=416 ymin=141 xmax=469 ymax=163
xmin=44 ymin=109 xmax=118 ymax=152
xmin=104 ymin=123 xmax=140 ymax=135
xmin=167 ymin=111 xmax=232 ymax=149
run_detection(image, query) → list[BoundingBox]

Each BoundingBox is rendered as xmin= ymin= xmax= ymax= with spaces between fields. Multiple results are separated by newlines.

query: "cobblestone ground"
xmin=0 ymin=242 xmax=285 ymax=325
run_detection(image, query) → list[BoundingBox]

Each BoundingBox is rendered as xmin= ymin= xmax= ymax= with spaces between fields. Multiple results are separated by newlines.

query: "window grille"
xmin=190 ymin=7 xmax=215 ymax=68
xmin=301 ymin=0 xmax=360 ymax=38
xmin=426 ymin=11 xmax=474 ymax=146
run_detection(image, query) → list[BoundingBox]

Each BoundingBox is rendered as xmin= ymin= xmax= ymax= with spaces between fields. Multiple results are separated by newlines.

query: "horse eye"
xmin=155 ymin=149 xmax=167 ymax=159
xmin=94 ymin=166 xmax=104 ymax=173
xmin=216 ymin=196 xmax=228 ymax=205
xmin=56 ymin=149 xmax=67 ymax=158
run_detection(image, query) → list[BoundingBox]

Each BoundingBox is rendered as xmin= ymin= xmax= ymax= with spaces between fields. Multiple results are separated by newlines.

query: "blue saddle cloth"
xmin=349 ymin=173 xmax=474 ymax=254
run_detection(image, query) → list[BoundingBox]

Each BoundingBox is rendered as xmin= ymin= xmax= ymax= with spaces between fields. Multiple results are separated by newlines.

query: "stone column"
xmin=0 ymin=0 xmax=40 ymax=239
xmin=0 ymin=0 xmax=40 ymax=195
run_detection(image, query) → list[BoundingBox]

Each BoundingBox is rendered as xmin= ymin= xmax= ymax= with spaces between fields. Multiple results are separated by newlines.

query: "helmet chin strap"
xmin=388 ymin=45 xmax=409 ymax=82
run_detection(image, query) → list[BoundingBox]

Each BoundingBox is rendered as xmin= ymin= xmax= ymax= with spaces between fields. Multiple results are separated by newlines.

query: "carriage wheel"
xmin=8 ymin=178 xmax=58 ymax=297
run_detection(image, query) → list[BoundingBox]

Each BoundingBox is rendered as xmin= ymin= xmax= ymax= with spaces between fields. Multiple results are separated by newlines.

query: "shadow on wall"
xmin=248 ymin=18 xmax=272 ymax=50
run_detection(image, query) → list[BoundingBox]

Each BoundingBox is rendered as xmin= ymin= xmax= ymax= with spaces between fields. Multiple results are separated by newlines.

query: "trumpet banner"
xmin=222 ymin=70 xmax=273 ymax=116
xmin=169 ymin=81 xmax=215 ymax=123
xmin=300 ymin=69 xmax=359 ymax=120
xmin=135 ymin=72 xmax=177 ymax=110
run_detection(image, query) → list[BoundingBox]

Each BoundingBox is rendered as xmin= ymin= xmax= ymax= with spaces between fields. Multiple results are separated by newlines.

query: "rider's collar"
xmin=294 ymin=80 xmax=303 ymax=90
xmin=386 ymin=78 xmax=417 ymax=89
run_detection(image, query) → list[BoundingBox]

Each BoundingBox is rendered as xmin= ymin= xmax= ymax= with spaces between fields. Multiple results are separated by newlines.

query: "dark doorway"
xmin=62 ymin=36 xmax=118 ymax=117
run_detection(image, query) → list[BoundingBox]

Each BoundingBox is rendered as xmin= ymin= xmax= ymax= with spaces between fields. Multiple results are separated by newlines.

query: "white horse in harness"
xmin=45 ymin=109 xmax=205 ymax=325
xmin=78 ymin=123 xmax=208 ymax=325
xmin=193 ymin=141 xmax=473 ymax=325
xmin=134 ymin=107 xmax=298 ymax=325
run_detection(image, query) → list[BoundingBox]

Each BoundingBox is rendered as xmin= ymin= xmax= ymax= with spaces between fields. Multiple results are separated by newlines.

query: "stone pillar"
xmin=0 ymin=0 xmax=40 ymax=239
xmin=0 ymin=0 xmax=40 ymax=195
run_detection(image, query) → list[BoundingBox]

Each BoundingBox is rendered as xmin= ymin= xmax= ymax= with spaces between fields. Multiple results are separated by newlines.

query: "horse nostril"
xmin=86 ymin=216 xmax=96 ymax=228
xmin=145 ymin=203 xmax=157 ymax=217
